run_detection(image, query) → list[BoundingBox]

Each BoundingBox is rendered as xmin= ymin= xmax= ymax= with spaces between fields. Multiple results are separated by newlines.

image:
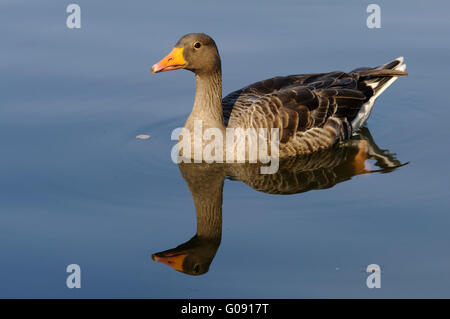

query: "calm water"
xmin=1 ymin=0 xmax=450 ymax=298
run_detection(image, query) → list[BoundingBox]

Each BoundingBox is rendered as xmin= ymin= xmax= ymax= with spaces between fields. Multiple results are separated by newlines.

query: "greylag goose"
xmin=152 ymin=128 xmax=406 ymax=275
xmin=151 ymin=33 xmax=408 ymax=159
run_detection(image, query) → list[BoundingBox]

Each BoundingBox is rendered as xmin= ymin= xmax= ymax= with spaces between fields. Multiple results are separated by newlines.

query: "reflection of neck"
xmin=195 ymin=198 xmax=222 ymax=239
xmin=180 ymin=163 xmax=225 ymax=241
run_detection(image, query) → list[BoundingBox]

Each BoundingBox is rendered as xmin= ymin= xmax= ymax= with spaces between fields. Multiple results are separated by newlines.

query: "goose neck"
xmin=189 ymin=70 xmax=224 ymax=129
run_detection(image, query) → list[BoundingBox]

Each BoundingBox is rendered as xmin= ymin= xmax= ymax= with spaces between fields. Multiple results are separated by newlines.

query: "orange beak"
xmin=152 ymin=251 xmax=187 ymax=272
xmin=151 ymin=47 xmax=187 ymax=73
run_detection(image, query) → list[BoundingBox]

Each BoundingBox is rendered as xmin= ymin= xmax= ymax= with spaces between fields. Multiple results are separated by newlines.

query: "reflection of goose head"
xmin=152 ymin=127 xmax=407 ymax=275
xmin=152 ymin=163 xmax=225 ymax=276
xmin=152 ymin=235 xmax=220 ymax=276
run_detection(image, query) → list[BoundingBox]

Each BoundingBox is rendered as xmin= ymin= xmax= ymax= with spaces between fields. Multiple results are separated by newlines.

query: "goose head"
xmin=151 ymin=33 xmax=221 ymax=75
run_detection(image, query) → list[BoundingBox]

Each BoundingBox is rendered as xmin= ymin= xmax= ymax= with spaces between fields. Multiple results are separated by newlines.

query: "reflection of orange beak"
xmin=151 ymin=47 xmax=187 ymax=73
xmin=152 ymin=251 xmax=187 ymax=272
xmin=353 ymin=140 xmax=369 ymax=174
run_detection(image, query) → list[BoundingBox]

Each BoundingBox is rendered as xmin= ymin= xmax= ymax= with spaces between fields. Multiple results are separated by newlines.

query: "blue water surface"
xmin=1 ymin=0 xmax=449 ymax=298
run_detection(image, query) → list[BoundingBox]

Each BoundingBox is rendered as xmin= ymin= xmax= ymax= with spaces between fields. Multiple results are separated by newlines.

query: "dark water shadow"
xmin=152 ymin=127 xmax=408 ymax=276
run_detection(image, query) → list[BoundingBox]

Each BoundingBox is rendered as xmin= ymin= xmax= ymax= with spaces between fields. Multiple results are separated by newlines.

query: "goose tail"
xmin=351 ymin=57 xmax=408 ymax=131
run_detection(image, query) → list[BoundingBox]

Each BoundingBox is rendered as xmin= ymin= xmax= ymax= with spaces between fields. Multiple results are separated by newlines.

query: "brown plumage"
xmin=151 ymin=33 xmax=408 ymax=159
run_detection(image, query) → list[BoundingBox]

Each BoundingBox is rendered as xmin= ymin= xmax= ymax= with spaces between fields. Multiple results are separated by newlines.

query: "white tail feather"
xmin=351 ymin=57 xmax=406 ymax=131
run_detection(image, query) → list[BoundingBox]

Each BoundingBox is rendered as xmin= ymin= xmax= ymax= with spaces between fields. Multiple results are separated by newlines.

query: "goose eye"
xmin=193 ymin=264 xmax=200 ymax=273
xmin=193 ymin=42 xmax=201 ymax=49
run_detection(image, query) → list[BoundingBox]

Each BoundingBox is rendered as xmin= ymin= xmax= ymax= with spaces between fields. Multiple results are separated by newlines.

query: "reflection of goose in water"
xmin=152 ymin=128 xmax=407 ymax=275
